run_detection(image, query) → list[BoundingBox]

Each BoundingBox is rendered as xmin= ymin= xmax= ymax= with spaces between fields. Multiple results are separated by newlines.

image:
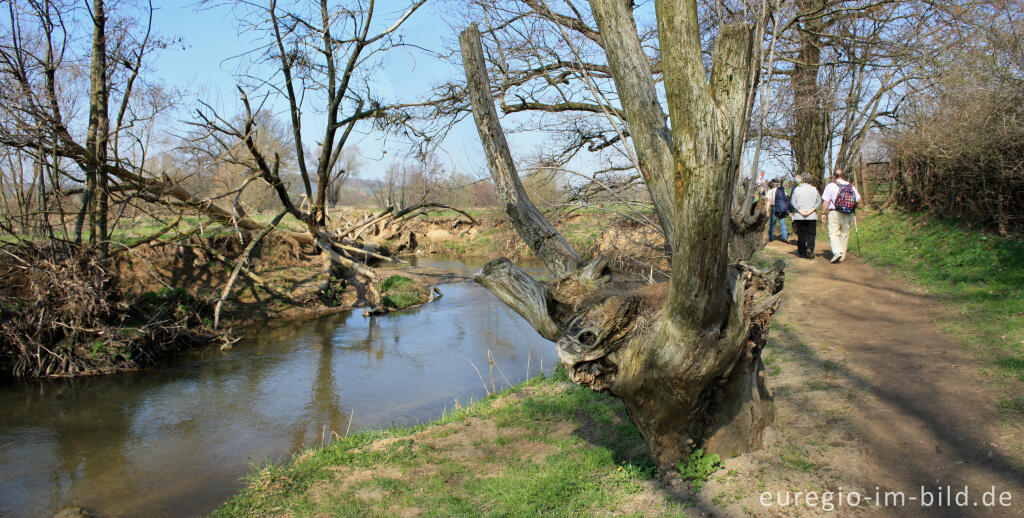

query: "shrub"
xmin=677 ymin=448 xmax=721 ymax=491
xmin=0 ymin=244 xmax=221 ymax=378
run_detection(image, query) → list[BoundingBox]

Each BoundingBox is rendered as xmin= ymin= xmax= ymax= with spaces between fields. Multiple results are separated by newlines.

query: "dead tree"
xmin=461 ymin=0 xmax=785 ymax=476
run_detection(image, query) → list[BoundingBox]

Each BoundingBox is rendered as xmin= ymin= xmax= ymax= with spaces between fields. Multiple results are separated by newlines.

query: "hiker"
xmin=765 ymin=179 xmax=790 ymax=242
xmin=788 ymin=174 xmax=822 ymax=259
xmin=820 ymin=168 xmax=862 ymax=263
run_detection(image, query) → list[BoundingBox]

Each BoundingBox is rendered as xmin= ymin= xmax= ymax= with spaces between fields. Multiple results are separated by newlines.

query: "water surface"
xmin=0 ymin=258 xmax=555 ymax=517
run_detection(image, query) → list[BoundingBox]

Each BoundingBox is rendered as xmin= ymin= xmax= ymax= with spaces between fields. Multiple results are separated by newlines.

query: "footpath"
xmin=701 ymin=239 xmax=1024 ymax=517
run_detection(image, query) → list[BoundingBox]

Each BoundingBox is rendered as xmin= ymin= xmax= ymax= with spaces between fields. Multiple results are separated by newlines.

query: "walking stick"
xmin=853 ymin=214 xmax=862 ymax=255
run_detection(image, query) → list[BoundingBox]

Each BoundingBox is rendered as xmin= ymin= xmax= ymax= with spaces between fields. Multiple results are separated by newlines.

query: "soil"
xmin=696 ymin=240 xmax=1024 ymax=517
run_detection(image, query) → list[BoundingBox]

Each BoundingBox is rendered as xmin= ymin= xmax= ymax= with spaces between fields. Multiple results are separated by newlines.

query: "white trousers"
xmin=828 ymin=210 xmax=853 ymax=257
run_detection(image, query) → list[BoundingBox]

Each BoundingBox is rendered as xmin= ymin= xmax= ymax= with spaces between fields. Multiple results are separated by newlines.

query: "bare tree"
xmin=439 ymin=1 xmax=675 ymax=237
xmin=192 ymin=0 xmax=473 ymax=286
xmin=769 ymin=0 xmax=937 ymax=187
xmin=0 ymin=0 xmax=286 ymax=252
xmin=462 ymin=0 xmax=786 ymax=478
xmin=787 ymin=0 xmax=829 ymax=188
xmin=885 ymin=0 xmax=1024 ymax=234
xmin=0 ymin=0 xmax=248 ymax=378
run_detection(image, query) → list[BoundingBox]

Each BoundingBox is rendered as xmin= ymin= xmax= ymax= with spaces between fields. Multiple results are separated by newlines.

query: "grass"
xmin=424 ymin=208 xmax=615 ymax=259
xmin=775 ymin=443 xmax=818 ymax=473
xmin=211 ymin=369 xmax=691 ymax=517
xmin=3 ymin=212 xmax=311 ymax=247
xmin=770 ymin=210 xmax=1024 ymax=382
xmin=562 ymin=217 xmax=611 ymax=258
xmin=378 ymin=275 xmax=426 ymax=309
xmin=853 ymin=211 xmax=1024 ymax=387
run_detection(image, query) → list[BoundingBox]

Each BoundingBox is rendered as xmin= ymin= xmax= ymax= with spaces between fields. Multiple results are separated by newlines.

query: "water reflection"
xmin=0 ymin=260 xmax=555 ymax=517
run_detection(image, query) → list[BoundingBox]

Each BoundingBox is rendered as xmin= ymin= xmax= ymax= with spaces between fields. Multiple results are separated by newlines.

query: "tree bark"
xmin=86 ymin=0 xmax=110 ymax=258
xmin=474 ymin=258 xmax=561 ymax=341
xmin=461 ymin=0 xmax=783 ymax=476
xmin=791 ymin=0 xmax=829 ymax=189
xmin=460 ymin=25 xmax=584 ymax=278
xmin=585 ymin=1 xmax=679 ymax=245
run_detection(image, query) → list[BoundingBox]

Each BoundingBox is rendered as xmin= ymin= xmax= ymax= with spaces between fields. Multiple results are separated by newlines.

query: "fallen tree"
xmin=460 ymin=0 xmax=782 ymax=477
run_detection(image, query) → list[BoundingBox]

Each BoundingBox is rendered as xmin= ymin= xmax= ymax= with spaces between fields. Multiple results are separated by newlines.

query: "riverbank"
xmin=0 ymin=207 xmax=570 ymax=379
xmin=0 ymin=267 xmax=559 ymax=518
xmin=212 ymin=214 xmax=1024 ymax=517
xmin=129 ymin=206 xmax=609 ymax=329
xmin=212 ymin=368 xmax=694 ymax=517
xmin=1 ymin=204 xmax=651 ymax=380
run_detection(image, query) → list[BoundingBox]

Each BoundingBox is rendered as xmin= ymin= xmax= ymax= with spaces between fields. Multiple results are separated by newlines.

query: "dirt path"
xmin=700 ymin=240 xmax=1024 ymax=517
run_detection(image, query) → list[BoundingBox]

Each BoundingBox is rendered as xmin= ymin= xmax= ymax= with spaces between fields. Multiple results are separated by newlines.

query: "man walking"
xmin=765 ymin=179 xmax=790 ymax=242
xmin=821 ymin=168 xmax=862 ymax=263
xmin=789 ymin=174 xmax=822 ymax=259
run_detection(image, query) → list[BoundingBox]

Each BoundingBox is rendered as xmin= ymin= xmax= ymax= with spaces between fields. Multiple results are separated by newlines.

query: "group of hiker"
xmin=761 ymin=168 xmax=862 ymax=263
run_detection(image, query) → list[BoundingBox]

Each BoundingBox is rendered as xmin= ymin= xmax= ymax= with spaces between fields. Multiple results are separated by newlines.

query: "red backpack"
xmin=834 ymin=182 xmax=857 ymax=214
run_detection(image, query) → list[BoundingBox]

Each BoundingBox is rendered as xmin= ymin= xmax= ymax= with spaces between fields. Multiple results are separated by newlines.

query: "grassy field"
xmin=212 ymin=369 xmax=693 ymax=517
xmin=3 ymin=210 xmax=315 ymax=247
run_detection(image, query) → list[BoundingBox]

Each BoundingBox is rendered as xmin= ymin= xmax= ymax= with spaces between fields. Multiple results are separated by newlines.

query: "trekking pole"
xmin=853 ymin=214 xmax=862 ymax=255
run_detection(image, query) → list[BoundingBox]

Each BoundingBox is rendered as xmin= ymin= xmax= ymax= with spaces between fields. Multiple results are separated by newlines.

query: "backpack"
xmin=773 ymin=185 xmax=790 ymax=214
xmin=834 ymin=182 xmax=857 ymax=214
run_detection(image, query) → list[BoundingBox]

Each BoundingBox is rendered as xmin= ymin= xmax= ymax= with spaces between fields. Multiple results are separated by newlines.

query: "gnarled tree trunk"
xmin=460 ymin=0 xmax=784 ymax=477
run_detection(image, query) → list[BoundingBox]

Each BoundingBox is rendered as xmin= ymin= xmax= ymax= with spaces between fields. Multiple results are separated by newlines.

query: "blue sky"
xmin=149 ymin=1 xmax=787 ymax=183
xmin=150 ymin=1 xmax=495 ymax=181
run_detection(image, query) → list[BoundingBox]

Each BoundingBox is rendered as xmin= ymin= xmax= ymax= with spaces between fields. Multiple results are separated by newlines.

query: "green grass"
xmin=378 ymin=275 xmax=426 ymax=309
xmin=776 ymin=443 xmax=817 ymax=473
xmin=211 ymin=370 xmax=690 ymax=517
xmin=767 ymin=209 xmax=1024 ymax=375
xmin=441 ymin=240 xmax=470 ymax=254
xmin=3 ymin=212 xmax=309 ymax=247
xmin=854 ymin=211 xmax=1024 ymax=386
xmin=250 ymin=212 xmax=305 ymax=231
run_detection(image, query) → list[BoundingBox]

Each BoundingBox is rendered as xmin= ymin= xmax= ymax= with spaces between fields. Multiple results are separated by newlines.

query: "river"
xmin=0 ymin=258 xmax=556 ymax=517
